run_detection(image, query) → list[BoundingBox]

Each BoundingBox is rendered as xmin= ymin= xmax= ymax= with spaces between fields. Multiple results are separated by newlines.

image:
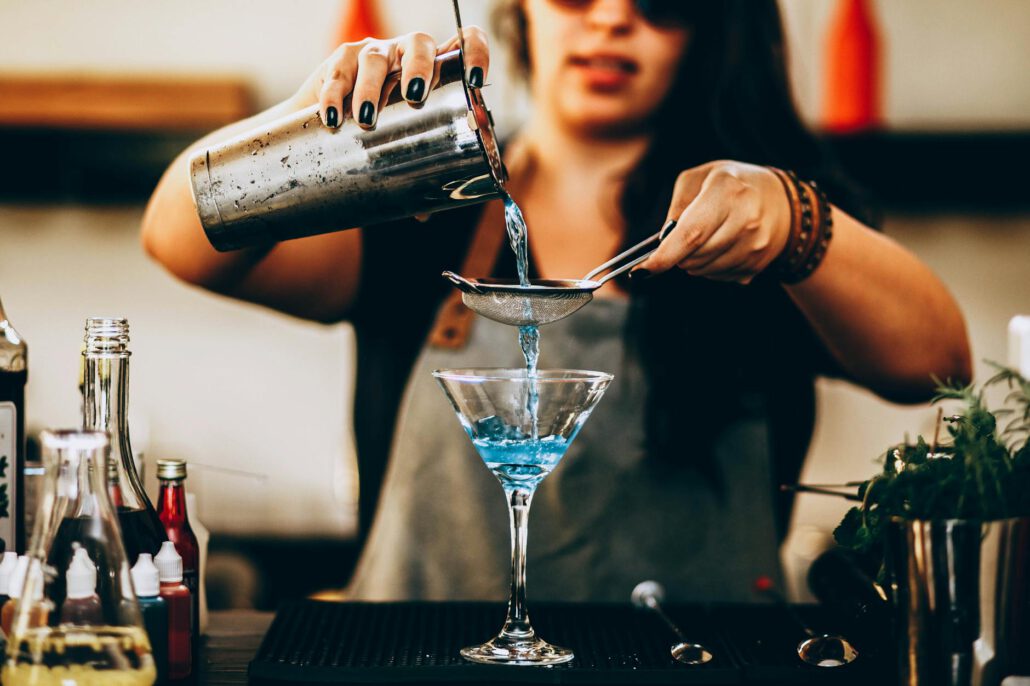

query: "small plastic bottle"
xmin=155 ymin=541 xmax=191 ymax=680
xmin=0 ymin=555 xmax=24 ymax=636
xmin=59 ymin=547 xmax=103 ymax=625
xmin=132 ymin=553 xmax=168 ymax=684
xmin=0 ymin=551 xmax=19 ymax=607
xmin=1 ymin=556 xmax=49 ymax=636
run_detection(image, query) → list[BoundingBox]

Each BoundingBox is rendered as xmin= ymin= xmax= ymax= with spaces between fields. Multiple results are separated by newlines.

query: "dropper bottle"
xmin=0 ymin=551 xmax=18 ymax=607
xmin=59 ymin=547 xmax=103 ymax=625
xmin=1 ymin=556 xmax=48 ymax=636
xmin=0 ymin=555 xmax=24 ymax=636
xmin=156 ymin=541 xmax=192 ymax=680
xmin=132 ymin=553 xmax=169 ymax=684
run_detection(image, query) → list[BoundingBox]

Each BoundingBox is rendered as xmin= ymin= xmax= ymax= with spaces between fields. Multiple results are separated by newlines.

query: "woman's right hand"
xmin=290 ymin=28 xmax=491 ymax=130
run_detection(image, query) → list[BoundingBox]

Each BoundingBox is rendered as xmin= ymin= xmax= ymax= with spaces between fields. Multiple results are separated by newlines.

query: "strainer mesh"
xmin=460 ymin=291 xmax=592 ymax=326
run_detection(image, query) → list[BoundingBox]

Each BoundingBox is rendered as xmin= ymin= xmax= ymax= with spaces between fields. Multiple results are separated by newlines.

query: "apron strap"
xmin=428 ymin=198 xmax=507 ymax=349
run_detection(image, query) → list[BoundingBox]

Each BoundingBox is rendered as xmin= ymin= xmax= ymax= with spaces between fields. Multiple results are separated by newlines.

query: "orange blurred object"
xmin=822 ymin=0 xmax=882 ymax=133
xmin=335 ymin=0 xmax=386 ymax=45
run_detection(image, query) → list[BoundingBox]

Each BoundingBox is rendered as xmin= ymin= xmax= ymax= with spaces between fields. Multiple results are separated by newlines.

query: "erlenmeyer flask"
xmin=4 ymin=430 xmax=156 ymax=685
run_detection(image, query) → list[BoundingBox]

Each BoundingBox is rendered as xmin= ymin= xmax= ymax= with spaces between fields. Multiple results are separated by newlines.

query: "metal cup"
xmin=189 ymin=50 xmax=506 ymax=252
xmin=887 ymin=517 xmax=1030 ymax=686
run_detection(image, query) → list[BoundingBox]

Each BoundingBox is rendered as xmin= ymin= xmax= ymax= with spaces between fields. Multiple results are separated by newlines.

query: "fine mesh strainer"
xmin=443 ymin=226 xmax=667 ymax=327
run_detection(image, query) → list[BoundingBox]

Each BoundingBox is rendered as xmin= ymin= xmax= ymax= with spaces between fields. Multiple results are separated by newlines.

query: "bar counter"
xmin=201 ymin=602 xmax=894 ymax=685
xmin=201 ymin=611 xmax=273 ymax=685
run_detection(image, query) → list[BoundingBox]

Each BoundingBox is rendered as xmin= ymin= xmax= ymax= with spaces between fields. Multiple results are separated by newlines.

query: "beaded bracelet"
xmin=767 ymin=168 xmax=834 ymax=284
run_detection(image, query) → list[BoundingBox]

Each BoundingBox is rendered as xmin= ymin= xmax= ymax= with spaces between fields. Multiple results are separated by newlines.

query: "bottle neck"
xmin=158 ymin=480 xmax=190 ymax=527
xmin=83 ymin=352 xmax=150 ymax=510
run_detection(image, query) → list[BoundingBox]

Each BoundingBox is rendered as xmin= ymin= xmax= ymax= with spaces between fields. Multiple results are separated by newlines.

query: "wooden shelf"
xmin=0 ymin=73 xmax=253 ymax=132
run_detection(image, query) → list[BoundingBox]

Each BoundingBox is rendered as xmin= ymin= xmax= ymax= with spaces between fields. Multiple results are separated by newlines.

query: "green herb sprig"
xmin=833 ymin=363 xmax=1030 ymax=573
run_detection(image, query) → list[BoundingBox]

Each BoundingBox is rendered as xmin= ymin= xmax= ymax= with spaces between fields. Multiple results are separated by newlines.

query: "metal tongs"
xmin=443 ymin=224 xmax=669 ymax=327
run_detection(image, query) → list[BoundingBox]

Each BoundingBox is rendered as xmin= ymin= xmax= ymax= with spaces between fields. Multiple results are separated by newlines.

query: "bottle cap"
xmin=120 ymin=564 xmax=133 ymax=597
xmin=66 ymin=548 xmax=98 ymax=599
xmin=8 ymin=556 xmax=43 ymax=601
xmin=156 ymin=459 xmax=187 ymax=481
xmin=6 ymin=556 xmax=28 ymax=598
xmin=131 ymin=553 xmax=161 ymax=597
xmin=0 ymin=551 xmax=18 ymax=594
xmin=155 ymin=541 xmax=183 ymax=583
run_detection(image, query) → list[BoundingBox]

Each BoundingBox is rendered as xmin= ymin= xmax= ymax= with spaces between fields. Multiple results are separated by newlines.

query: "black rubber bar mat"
xmin=248 ymin=600 xmax=893 ymax=685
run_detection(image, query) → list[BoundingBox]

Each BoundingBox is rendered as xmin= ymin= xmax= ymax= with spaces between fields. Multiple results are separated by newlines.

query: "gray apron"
xmin=347 ymin=298 xmax=784 ymax=602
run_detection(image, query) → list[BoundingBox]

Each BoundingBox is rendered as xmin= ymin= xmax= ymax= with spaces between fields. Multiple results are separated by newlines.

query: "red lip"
xmin=568 ymin=53 xmax=640 ymax=91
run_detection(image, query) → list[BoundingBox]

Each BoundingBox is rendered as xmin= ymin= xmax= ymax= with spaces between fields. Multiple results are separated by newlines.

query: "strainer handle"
xmin=584 ymin=221 xmax=673 ymax=284
xmin=594 ymin=249 xmax=658 ymax=286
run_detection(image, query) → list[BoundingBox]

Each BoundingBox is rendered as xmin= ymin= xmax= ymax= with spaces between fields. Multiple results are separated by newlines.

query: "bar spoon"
xmin=631 ymin=581 xmax=713 ymax=665
xmin=754 ymin=576 xmax=859 ymax=668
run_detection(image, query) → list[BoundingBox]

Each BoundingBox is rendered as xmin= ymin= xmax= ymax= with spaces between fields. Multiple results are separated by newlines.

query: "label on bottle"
xmin=0 ymin=403 xmax=16 ymax=552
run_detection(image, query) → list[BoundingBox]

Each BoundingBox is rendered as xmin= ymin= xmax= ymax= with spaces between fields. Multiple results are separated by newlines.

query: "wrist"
xmin=766 ymin=168 xmax=834 ymax=284
xmin=764 ymin=167 xmax=793 ymax=261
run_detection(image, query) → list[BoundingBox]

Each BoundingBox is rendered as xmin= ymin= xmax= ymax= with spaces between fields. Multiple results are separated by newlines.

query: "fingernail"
xmin=629 ymin=268 xmax=652 ymax=280
xmin=358 ymin=100 xmax=375 ymax=126
xmin=659 ymin=219 xmax=677 ymax=240
xmin=325 ymin=106 xmax=339 ymax=128
xmin=405 ymin=77 xmax=426 ymax=103
xmin=468 ymin=66 xmax=484 ymax=89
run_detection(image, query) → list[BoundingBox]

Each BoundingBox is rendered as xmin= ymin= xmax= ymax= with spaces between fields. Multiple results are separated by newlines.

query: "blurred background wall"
xmin=0 ymin=0 xmax=1028 ymax=605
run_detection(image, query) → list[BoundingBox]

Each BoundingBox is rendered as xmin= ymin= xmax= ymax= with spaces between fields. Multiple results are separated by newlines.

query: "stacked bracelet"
xmin=767 ymin=168 xmax=834 ymax=284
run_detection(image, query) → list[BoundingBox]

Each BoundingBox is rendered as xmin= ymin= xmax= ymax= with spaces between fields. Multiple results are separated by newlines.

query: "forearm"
xmin=786 ymin=208 xmax=972 ymax=402
xmin=141 ymin=97 xmax=364 ymax=323
xmin=141 ymin=98 xmax=302 ymax=288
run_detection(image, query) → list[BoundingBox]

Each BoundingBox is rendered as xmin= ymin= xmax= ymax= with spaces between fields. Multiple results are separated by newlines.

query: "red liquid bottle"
xmin=156 ymin=541 xmax=192 ymax=681
xmin=157 ymin=459 xmax=200 ymax=667
xmin=0 ymin=296 xmax=27 ymax=554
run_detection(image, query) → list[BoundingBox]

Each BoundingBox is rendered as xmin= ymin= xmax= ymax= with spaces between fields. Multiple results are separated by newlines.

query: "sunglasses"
xmin=547 ymin=0 xmax=698 ymax=28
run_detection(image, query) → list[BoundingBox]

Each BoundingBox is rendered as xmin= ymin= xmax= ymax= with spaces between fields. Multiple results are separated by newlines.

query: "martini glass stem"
xmin=501 ymin=487 xmax=535 ymax=639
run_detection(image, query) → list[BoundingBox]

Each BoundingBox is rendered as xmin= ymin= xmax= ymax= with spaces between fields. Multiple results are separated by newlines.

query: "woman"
xmin=142 ymin=0 xmax=971 ymax=601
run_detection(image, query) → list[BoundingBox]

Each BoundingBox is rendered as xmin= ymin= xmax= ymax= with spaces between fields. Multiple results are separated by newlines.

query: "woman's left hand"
xmin=634 ymin=160 xmax=792 ymax=284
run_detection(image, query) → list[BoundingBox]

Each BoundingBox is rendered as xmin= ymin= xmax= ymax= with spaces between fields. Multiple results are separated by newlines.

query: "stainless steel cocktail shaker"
xmin=189 ymin=50 xmax=506 ymax=252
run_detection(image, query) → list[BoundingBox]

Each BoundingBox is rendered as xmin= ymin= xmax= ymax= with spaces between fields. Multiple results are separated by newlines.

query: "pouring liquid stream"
xmin=502 ymin=193 xmax=540 ymax=440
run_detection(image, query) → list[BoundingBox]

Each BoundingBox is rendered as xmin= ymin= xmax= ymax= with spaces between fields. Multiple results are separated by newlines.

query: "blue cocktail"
xmin=434 ymin=368 xmax=612 ymax=666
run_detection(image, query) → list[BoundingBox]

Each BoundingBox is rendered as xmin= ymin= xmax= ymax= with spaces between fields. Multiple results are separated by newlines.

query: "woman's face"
xmin=523 ymin=0 xmax=691 ymax=137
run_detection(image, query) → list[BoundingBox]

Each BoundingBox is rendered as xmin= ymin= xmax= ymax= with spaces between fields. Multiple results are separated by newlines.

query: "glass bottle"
xmin=157 ymin=459 xmax=199 ymax=662
xmin=81 ymin=317 xmax=166 ymax=565
xmin=5 ymin=429 xmax=155 ymax=685
xmin=0 ymin=296 xmax=28 ymax=554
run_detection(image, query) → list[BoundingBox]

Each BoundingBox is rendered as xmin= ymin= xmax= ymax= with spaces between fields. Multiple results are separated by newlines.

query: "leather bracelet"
xmin=767 ymin=168 xmax=833 ymax=284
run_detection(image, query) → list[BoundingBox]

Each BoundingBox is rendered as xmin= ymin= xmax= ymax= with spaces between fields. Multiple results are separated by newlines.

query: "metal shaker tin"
xmin=189 ymin=50 xmax=506 ymax=252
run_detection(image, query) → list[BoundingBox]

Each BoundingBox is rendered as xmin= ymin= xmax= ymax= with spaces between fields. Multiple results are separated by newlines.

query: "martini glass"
xmin=434 ymin=368 xmax=612 ymax=666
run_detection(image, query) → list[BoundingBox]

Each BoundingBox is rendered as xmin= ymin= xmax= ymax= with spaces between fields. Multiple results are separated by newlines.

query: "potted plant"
xmin=831 ymin=365 xmax=1030 ymax=686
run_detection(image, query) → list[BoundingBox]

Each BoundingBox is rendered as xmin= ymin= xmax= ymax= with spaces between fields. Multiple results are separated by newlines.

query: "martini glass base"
xmin=460 ymin=635 xmax=574 ymax=666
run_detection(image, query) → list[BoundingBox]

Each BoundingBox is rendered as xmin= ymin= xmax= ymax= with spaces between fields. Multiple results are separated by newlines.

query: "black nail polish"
xmin=325 ymin=106 xmax=339 ymax=128
xmin=660 ymin=219 xmax=677 ymax=240
xmin=358 ymin=100 xmax=375 ymax=126
xmin=468 ymin=66 xmax=484 ymax=89
xmin=629 ymin=268 xmax=652 ymax=280
xmin=405 ymin=77 xmax=426 ymax=102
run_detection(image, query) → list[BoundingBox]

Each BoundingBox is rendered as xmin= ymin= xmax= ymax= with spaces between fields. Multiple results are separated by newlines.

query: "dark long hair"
xmin=495 ymin=0 xmax=878 ymax=533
